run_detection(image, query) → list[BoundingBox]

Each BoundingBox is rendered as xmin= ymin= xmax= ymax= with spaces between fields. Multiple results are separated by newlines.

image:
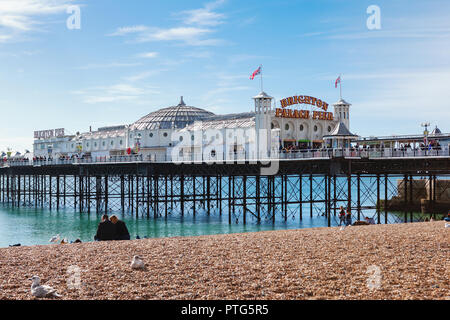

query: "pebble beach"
xmin=0 ymin=221 xmax=448 ymax=300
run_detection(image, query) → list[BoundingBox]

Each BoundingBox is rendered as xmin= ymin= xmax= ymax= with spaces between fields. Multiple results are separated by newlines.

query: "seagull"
xmin=29 ymin=276 xmax=61 ymax=298
xmin=131 ymin=255 xmax=145 ymax=270
xmin=49 ymin=234 xmax=60 ymax=243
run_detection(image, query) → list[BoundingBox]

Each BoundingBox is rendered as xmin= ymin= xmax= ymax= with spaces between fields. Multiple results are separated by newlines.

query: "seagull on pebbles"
xmin=29 ymin=276 xmax=61 ymax=298
xmin=131 ymin=255 xmax=145 ymax=270
xmin=49 ymin=234 xmax=60 ymax=243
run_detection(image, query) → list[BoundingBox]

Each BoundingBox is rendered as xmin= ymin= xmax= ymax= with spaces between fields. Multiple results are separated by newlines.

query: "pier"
xmin=1 ymin=150 xmax=449 ymax=226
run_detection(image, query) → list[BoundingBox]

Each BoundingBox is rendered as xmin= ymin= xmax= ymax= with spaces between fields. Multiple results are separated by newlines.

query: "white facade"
xmin=33 ymin=93 xmax=351 ymax=159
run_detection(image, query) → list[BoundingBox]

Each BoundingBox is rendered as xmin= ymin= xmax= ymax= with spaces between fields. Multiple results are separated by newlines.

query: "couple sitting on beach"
xmin=94 ymin=214 xmax=130 ymax=241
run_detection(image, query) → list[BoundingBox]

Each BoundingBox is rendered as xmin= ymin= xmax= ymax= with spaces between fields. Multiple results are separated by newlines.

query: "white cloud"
xmin=130 ymin=26 xmax=216 ymax=45
xmin=83 ymin=95 xmax=138 ymax=104
xmin=178 ymin=0 xmax=226 ymax=27
xmin=111 ymin=25 xmax=225 ymax=46
xmin=108 ymin=25 xmax=149 ymax=36
xmin=136 ymin=51 xmax=159 ymax=59
xmin=0 ymin=33 xmax=13 ymax=42
xmin=347 ymin=68 xmax=450 ymax=135
xmin=0 ymin=0 xmax=78 ymax=42
xmin=123 ymin=70 xmax=164 ymax=82
xmin=328 ymin=28 xmax=450 ymax=40
xmin=72 ymin=83 xmax=159 ymax=104
xmin=109 ymin=0 xmax=227 ymax=47
xmin=75 ymin=62 xmax=142 ymax=70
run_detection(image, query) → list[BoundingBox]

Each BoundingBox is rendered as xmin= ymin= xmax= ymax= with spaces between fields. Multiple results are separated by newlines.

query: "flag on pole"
xmin=250 ymin=66 xmax=261 ymax=80
xmin=335 ymin=75 xmax=341 ymax=88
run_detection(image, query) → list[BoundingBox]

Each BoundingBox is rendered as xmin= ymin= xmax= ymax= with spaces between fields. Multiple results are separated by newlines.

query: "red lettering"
xmin=304 ymin=110 xmax=310 ymax=119
xmin=304 ymin=96 xmax=311 ymax=104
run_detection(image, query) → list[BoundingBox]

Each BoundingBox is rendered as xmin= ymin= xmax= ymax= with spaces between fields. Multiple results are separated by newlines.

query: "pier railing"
xmin=1 ymin=147 xmax=449 ymax=168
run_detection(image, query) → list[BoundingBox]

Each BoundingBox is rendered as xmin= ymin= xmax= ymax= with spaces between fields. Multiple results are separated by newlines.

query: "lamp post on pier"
xmin=421 ymin=122 xmax=430 ymax=154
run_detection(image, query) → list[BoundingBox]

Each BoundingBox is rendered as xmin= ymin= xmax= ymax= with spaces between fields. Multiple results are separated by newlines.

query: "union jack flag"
xmin=250 ymin=66 xmax=261 ymax=80
xmin=335 ymin=76 xmax=341 ymax=88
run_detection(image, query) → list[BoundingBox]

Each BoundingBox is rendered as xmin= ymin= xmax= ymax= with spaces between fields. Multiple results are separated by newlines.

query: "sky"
xmin=1 ymin=0 xmax=450 ymax=152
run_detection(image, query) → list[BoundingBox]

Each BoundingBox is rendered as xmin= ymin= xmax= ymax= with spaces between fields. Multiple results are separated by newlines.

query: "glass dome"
xmin=130 ymin=97 xmax=215 ymax=130
xmin=431 ymin=126 xmax=442 ymax=135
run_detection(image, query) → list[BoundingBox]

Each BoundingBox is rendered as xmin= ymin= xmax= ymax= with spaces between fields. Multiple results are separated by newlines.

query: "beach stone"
xmin=0 ymin=221 xmax=448 ymax=300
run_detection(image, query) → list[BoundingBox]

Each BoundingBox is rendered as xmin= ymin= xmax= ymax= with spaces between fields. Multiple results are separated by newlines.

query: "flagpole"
xmin=339 ymin=73 xmax=342 ymax=100
xmin=260 ymin=64 xmax=263 ymax=92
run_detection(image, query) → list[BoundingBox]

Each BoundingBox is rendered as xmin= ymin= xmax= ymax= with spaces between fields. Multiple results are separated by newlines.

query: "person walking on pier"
xmin=110 ymin=215 xmax=131 ymax=240
xmin=94 ymin=214 xmax=115 ymax=241
xmin=338 ymin=206 xmax=346 ymax=226
xmin=345 ymin=209 xmax=352 ymax=226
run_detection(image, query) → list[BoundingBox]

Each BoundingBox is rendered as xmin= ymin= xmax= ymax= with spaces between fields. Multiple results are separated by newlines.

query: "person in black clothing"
xmin=110 ymin=215 xmax=131 ymax=240
xmin=94 ymin=214 xmax=116 ymax=241
xmin=338 ymin=206 xmax=346 ymax=226
xmin=345 ymin=209 xmax=352 ymax=226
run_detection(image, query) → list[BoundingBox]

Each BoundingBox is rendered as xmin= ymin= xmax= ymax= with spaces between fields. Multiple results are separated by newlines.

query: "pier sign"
xmin=276 ymin=95 xmax=333 ymax=121
xmin=280 ymin=95 xmax=329 ymax=111
xmin=34 ymin=128 xmax=65 ymax=139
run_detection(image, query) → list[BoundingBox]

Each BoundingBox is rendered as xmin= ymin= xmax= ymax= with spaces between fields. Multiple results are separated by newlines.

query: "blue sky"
xmin=1 ymin=0 xmax=450 ymax=152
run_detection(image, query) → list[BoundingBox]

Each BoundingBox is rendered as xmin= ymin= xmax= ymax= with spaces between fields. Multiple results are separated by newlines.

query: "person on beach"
xmin=444 ymin=213 xmax=450 ymax=222
xmin=338 ymin=206 xmax=346 ymax=226
xmin=94 ymin=214 xmax=115 ymax=241
xmin=365 ymin=217 xmax=376 ymax=225
xmin=345 ymin=209 xmax=352 ymax=226
xmin=110 ymin=215 xmax=131 ymax=240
